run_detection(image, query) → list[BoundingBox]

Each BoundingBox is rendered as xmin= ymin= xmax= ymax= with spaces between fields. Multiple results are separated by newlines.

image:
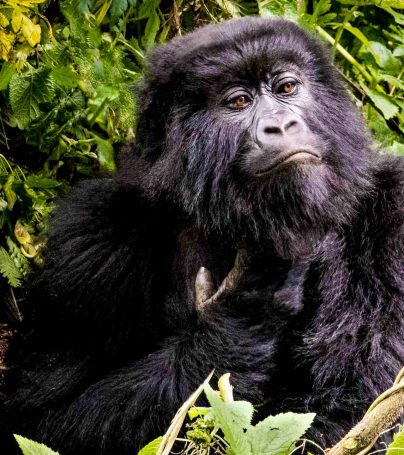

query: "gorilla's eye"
xmin=229 ymin=95 xmax=252 ymax=109
xmin=275 ymin=80 xmax=297 ymax=95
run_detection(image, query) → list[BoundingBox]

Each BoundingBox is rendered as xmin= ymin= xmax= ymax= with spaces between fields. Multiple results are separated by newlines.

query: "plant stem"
xmin=316 ymin=25 xmax=373 ymax=84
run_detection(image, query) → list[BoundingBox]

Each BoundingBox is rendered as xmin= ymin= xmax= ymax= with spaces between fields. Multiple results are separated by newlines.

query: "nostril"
xmin=264 ymin=126 xmax=282 ymax=135
xmin=285 ymin=120 xmax=298 ymax=131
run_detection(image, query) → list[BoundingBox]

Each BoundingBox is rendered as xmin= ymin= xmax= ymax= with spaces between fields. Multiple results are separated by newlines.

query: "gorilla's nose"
xmin=256 ymin=113 xmax=305 ymax=146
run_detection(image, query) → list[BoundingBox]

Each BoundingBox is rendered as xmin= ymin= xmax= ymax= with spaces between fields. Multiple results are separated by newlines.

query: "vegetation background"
xmin=0 ymin=0 xmax=403 ymax=368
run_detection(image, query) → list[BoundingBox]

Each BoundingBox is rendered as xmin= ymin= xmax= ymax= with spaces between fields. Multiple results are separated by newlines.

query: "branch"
xmin=327 ymin=368 xmax=404 ymax=455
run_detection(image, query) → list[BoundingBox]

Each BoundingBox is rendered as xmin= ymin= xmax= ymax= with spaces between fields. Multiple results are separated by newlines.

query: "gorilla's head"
xmin=121 ymin=18 xmax=374 ymax=259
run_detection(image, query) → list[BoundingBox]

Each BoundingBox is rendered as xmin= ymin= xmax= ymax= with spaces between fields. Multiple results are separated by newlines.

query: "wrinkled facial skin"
xmin=129 ymin=18 xmax=374 ymax=259
xmin=215 ymin=70 xmax=321 ymax=178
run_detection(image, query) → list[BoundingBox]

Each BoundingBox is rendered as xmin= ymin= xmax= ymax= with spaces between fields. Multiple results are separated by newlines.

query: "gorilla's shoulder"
xmin=365 ymin=155 xmax=404 ymax=236
xmin=374 ymin=154 xmax=404 ymax=200
xmin=50 ymin=178 xmax=171 ymax=240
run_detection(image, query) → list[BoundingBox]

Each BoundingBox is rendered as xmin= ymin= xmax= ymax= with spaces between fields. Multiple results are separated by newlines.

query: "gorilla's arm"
xmin=23 ymin=313 xmax=279 ymax=455
xmin=30 ymin=179 xmax=174 ymax=357
xmin=3 ymin=278 xmax=288 ymax=455
xmin=283 ymin=160 xmax=404 ymax=444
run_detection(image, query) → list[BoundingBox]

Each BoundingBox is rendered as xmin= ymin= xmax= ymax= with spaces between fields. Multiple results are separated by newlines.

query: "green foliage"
xmin=203 ymin=382 xmax=315 ymax=455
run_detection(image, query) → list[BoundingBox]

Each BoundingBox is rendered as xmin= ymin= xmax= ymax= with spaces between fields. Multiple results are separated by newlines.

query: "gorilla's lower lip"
xmin=255 ymin=149 xmax=321 ymax=176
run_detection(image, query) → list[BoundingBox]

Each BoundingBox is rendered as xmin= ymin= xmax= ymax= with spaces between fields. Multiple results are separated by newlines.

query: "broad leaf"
xmin=248 ymin=412 xmax=315 ymax=455
xmin=93 ymin=135 xmax=115 ymax=171
xmin=362 ymin=85 xmax=399 ymax=120
xmin=204 ymin=382 xmax=253 ymax=455
xmin=9 ymin=68 xmax=55 ymax=128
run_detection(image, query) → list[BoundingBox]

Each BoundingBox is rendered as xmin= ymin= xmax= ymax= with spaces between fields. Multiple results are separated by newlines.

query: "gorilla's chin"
xmin=202 ymin=159 xmax=374 ymax=261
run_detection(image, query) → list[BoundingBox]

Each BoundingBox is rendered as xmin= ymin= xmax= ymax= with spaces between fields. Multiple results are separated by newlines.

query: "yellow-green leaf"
xmin=11 ymin=10 xmax=23 ymax=33
xmin=0 ymin=12 xmax=9 ymax=27
xmin=14 ymin=220 xmax=32 ymax=245
xmin=0 ymin=30 xmax=14 ymax=61
xmin=21 ymin=15 xmax=41 ymax=47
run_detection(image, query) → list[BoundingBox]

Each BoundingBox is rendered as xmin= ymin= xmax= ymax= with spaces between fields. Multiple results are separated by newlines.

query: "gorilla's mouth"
xmin=255 ymin=149 xmax=322 ymax=177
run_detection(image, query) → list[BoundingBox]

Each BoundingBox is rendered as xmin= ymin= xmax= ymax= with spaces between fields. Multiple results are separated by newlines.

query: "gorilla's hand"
xmin=195 ymin=249 xmax=249 ymax=316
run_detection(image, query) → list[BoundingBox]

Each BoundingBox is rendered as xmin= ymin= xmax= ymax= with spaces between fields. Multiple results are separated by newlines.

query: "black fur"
xmin=1 ymin=18 xmax=403 ymax=454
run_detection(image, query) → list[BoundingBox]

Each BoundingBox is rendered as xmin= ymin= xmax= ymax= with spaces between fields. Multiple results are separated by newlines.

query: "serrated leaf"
xmin=14 ymin=435 xmax=60 ymax=455
xmin=258 ymin=0 xmax=297 ymax=18
xmin=138 ymin=436 xmax=163 ymax=455
xmin=93 ymin=135 xmax=115 ymax=171
xmin=248 ymin=412 xmax=315 ymax=455
xmin=386 ymin=428 xmax=404 ymax=455
xmin=204 ymin=382 xmax=253 ymax=455
xmin=362 ymin=85 xmax=399 ymax=120
xmin=9 ymin=68 xmax=55 ymax=128
xmin=0 ymin=248 xmax=23 ymax=287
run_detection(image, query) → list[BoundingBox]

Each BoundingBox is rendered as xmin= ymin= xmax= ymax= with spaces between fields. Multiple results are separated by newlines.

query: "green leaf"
xmin=367 ymin=41 xmax=401 ymax=71
xmin=93 ymin=135 xmax=115 ymax=171
xmin=386 ymin=427 xmax=404 ymax=455
xmin=362 ymin=85 xmax=399 ymax=120
xmin=258 ymin=0 xmax=298 ymax=18
xmin=0 ymin=248 xmax=23 ymax=287
xmin=51 ymin=66 xmax=79 ymax=89
xmin=110 ymin=0 xmax=128 ymax=19
xmin=248 ymin=412 xmax=315 ymax=455
xmin=14 ymin=435 xmax=60 ymax=455
xmin=188 ymin=406 xmax=210 ymax=420
xmin=26 ymin=175 xmax=61 ymax=190
xmin=9 ymin=68 xmax=55 ymax=129
xmin=0 ymin=62 xmax=16 ymax=91
xmin=138 ymin=436 xmax=163 ymax=455
xmin=343 ymin=24 xmax=369 ymax=47
xmin=143 ymin=10 xmax=160 ymax=49
xmin=204 ymin=382 xmax=253 ymax=455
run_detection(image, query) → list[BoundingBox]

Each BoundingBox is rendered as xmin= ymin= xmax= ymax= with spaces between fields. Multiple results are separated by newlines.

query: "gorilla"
xmin=1 ymin=17 xmax=403 ymax=455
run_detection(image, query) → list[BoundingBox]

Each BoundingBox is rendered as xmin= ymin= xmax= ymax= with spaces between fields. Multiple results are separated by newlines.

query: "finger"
xmin=195 ymin=267 xmax=216 ymax=309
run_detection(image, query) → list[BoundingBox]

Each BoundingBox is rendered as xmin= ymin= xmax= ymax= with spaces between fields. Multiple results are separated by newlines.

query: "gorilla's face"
xmin=134 ymin=18 xmax=374 ymax=259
